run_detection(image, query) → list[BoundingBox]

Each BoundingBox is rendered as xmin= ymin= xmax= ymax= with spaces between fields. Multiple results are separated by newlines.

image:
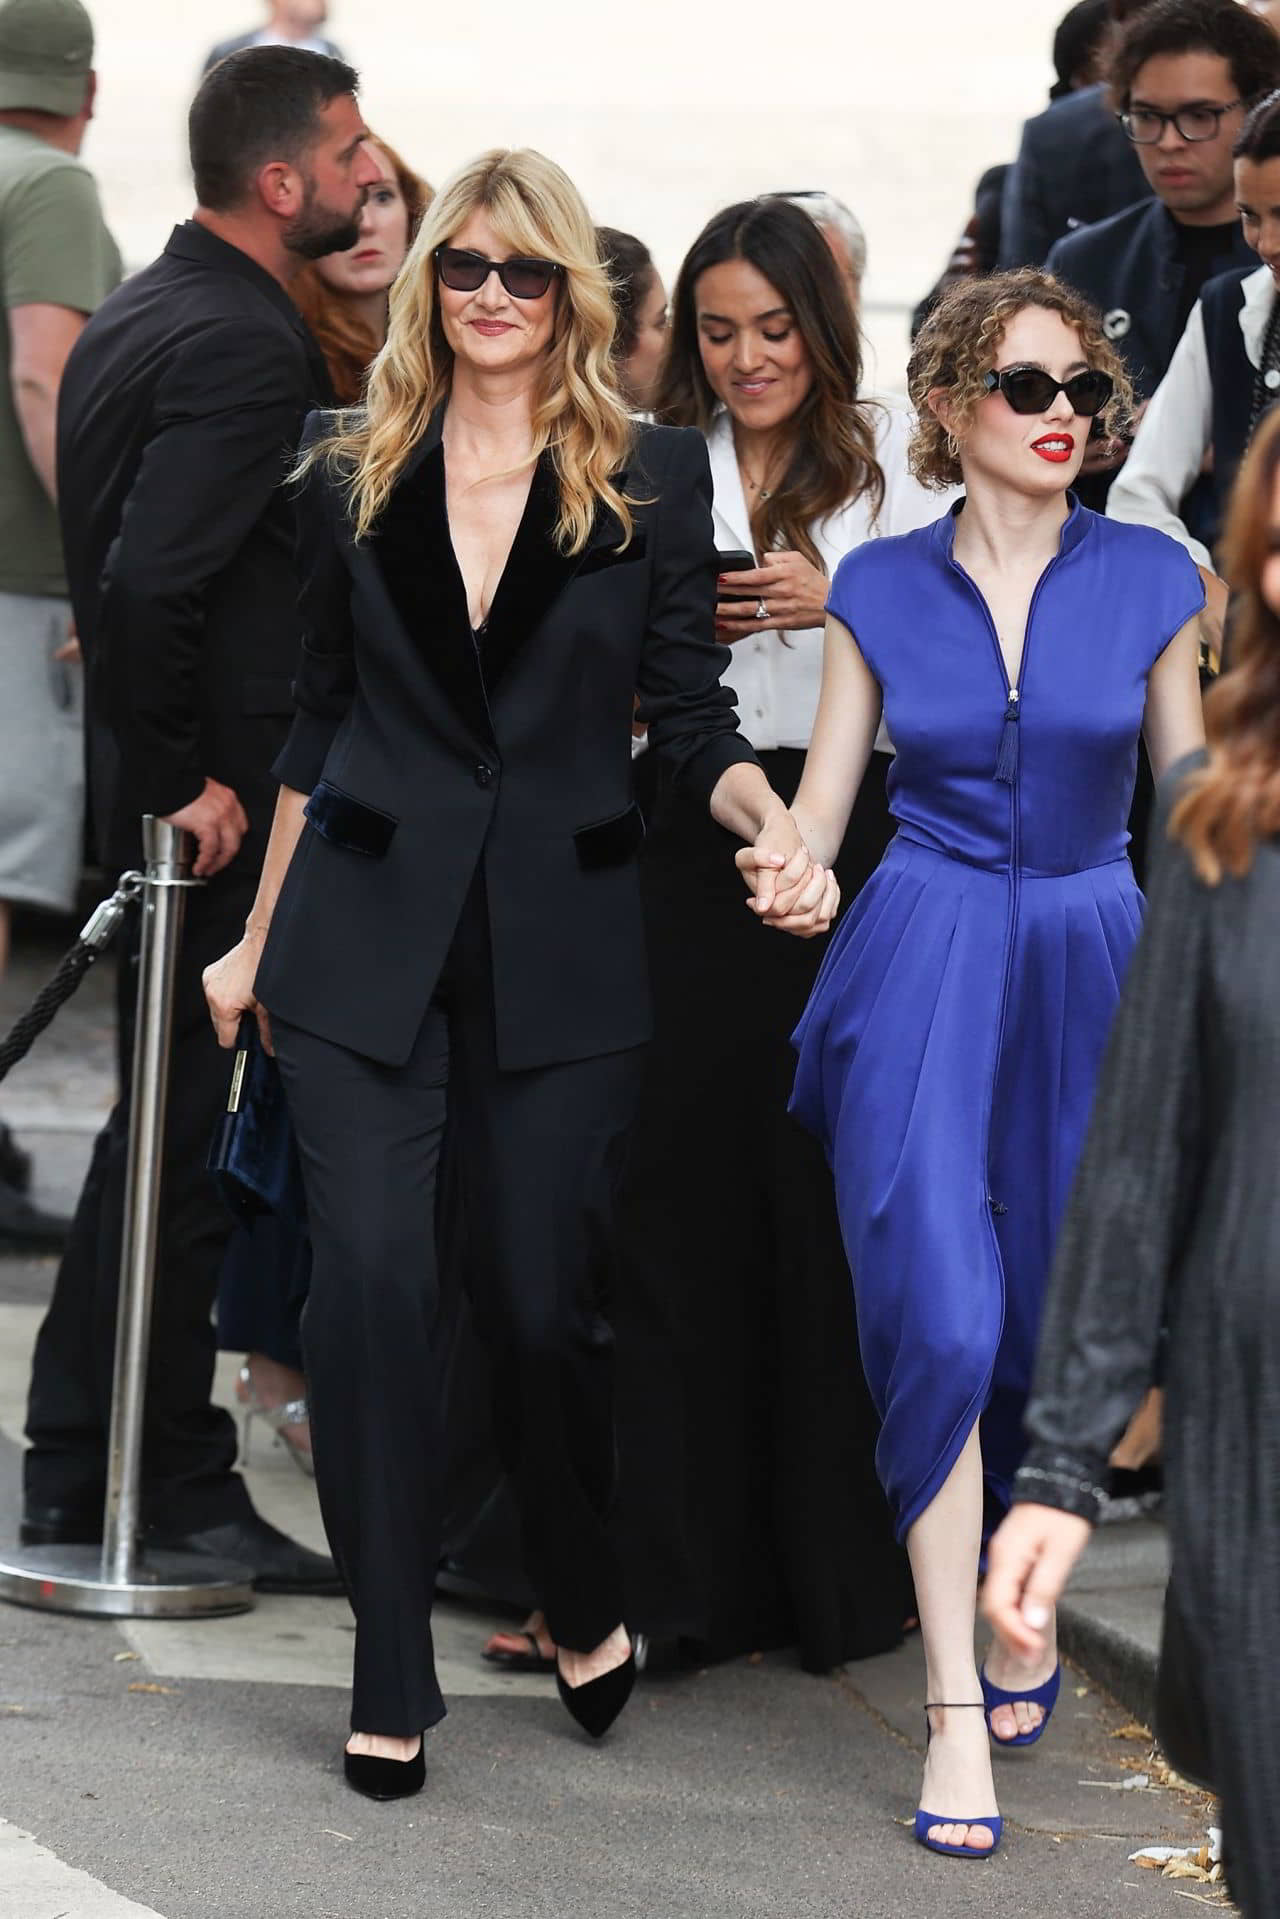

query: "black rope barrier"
xmin=0 ymin=872 xmax=143 ymax=1086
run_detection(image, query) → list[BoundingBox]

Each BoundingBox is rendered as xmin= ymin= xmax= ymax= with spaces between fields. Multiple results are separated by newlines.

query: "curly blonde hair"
xmin=906 ymin=269 xmax=1133 ymax=490
xmin=300 ymin=147 xmax=634 ymax=552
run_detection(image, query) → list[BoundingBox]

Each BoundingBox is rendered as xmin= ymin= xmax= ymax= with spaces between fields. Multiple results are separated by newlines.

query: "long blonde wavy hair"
xmin=302 ymin=147 xmax=634 ymax=551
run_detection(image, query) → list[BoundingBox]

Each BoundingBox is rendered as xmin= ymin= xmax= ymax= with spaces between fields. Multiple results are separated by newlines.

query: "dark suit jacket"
xmin=254 ymin=415 xmax=757 ymax=1072
xmin=999 ymin=84 xmax=1151 ymax=268
xmin=202 ymin=30 xmax=345 ymax=73
xmin=56 ymin=221 xmax=334 ymax=873
xmin=1047 ymin=200 xmax=1255 ymax=400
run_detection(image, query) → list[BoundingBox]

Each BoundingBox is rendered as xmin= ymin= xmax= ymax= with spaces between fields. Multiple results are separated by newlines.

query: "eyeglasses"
xmin=434 ymin=247 xmax=561 ymax=301
xmin=983 ymin=365 xmax=1115 ymax=417
xmin=1118 ymin=100 xmax=1241 ymax=144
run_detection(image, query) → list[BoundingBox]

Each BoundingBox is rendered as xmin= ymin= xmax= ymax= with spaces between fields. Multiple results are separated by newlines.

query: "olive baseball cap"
xmin=0 ymin=0 xmax=93 ymax=116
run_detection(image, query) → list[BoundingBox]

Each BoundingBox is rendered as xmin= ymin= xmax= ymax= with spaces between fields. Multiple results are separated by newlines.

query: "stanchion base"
xmin=0 ymin=1543 xmax=256 ymax=1618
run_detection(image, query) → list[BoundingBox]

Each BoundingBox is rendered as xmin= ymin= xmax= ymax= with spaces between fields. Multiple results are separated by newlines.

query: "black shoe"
xmin=556 ymin=1646 xmax=636 ymax=1739
xmin=19 ymin=1502 xmax=103 ymax=1547
xmin=344 ymin=1739 xmax=426 ymax=1801
xmin=146 ymin=1511 xmax=345 ymax=1595
xmin=0 ymin=1176 xmax=70 ymax=1251
xmin=0 ymin=1122 xmax=31 ymax=1193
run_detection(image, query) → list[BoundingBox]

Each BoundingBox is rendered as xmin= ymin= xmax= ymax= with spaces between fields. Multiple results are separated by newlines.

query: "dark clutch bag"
xmin=207 ymin=1014 xmax=305 ymax=1226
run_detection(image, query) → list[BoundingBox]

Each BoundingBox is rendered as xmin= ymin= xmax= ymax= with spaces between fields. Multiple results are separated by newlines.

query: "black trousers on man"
xmin=273 ymin=877 xmax=641 ymax=1736
xmin=24 ymin=872 xmax=256 ymax=1532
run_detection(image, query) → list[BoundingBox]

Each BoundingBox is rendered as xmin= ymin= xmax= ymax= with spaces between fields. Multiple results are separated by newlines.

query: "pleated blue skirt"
xmin=791 ymin=832 xmax=1141 ymax=1539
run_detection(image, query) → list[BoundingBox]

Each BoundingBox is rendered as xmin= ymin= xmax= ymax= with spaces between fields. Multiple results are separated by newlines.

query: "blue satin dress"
xmin=790 ymin=499 xmax=1203 ymax=1541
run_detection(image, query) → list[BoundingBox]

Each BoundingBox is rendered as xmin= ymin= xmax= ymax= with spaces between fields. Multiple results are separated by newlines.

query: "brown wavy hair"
xmin=1171 ymin=408 xmax=1280 ymax=882
xmin=907 ymin=268 xmax=1132 ymax=490
xmin=652 ymin=197 xmax=883 ymax=571
xmin=300 ymin=147 xmax=635 ymax=553
xmin=293 ymin=137 xmax=433 ymax=405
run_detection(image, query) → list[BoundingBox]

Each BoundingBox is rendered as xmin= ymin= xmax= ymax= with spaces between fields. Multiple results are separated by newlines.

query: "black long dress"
xmin=439 ymin=747 xmax=913 ymax=1668
xmin=609 ymin=745 xmax=912 ymax=1669
xmin=1015 ymin=783 xmax=1280 ymax=1916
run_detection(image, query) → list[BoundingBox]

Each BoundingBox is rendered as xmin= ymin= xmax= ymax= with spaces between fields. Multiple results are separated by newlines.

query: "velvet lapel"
xmin=367 ymin=430 xmax=493 ymax=746
xmin=478 ymin=450 xmax=622 ymax=695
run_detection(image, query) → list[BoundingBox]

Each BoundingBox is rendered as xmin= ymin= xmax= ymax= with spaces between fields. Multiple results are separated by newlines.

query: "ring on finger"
xmin=755 ymin=598 xmax=768 ymax=621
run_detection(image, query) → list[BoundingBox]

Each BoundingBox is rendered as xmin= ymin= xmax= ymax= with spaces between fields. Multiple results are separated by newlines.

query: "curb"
xmin=1059 ymin=1598 xmax=1158 ymax=1727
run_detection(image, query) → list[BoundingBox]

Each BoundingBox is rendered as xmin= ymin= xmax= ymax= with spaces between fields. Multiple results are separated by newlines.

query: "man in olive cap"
xmin=0 ymin=0 xmax=118 ymax=1246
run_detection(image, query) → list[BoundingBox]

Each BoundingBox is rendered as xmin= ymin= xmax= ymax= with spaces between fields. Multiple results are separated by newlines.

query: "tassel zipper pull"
xmin=994 ymin=686 xmax=1020 ymax=784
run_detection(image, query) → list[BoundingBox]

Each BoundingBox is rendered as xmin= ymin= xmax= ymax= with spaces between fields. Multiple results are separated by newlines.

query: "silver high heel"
xmin=237 ymin=1363 xmax=315 ymax=1477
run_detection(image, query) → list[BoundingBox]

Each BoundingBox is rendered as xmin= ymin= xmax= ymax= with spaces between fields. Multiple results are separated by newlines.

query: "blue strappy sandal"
xmin=980 ymin=1661 xmax=1062 ymax=1748
xmin=915 ymin=1703 xmax=1003 ymax=1859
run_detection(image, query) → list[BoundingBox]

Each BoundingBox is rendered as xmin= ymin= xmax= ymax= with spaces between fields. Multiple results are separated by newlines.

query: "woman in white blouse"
xmin=610 ymin=198 xmax=948 ymax=1674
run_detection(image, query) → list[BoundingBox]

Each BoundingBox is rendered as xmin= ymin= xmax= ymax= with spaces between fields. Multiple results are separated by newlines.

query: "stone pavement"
xmin=0 ymin=916 xmax=1213 ymax=1917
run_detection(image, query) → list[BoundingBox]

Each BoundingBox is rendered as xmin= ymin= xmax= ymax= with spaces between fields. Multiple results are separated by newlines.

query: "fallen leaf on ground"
xmin=1111 ymin=1721 xmax=1151 ymax=1741
xmin=126 ymin=1682 xmax=178 ymax=1695
xmin=112 ymin=1651 xmax=140 ymax=1663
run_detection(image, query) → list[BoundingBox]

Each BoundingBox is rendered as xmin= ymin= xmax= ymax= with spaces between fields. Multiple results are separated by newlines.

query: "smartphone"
xmin=715 ymin=549 xmax=758 ymax=602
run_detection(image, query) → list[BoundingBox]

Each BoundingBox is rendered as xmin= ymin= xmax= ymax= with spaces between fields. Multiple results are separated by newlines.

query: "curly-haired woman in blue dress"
xmin=739 ymin=270 xmax=1207 ymax=1857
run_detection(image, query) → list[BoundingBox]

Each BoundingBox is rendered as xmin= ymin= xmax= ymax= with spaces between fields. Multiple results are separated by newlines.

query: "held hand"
xmin=735 ymin=809 xmax=814 ymax=916
xmin=203 ymin=933 xmax=272 ymax=1055
xmin=982 ymin=1502 xmax=1093 ymax=1662
xmin=716 ymin=552 xmax=829 ymax=640
xmin=165 ymin=778 xmax=248 ymax=879
xmin=764 ymin=865 xmax=841 ymax=938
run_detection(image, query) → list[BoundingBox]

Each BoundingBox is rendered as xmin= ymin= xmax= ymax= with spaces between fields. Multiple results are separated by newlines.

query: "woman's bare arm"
xmin=202 ymin=785 xmax=308 ymax=1050
xmin=1143 ymin=614 xmax=1207 ymax=783
xmin=789 ymin=614 xmax=884 ymax=868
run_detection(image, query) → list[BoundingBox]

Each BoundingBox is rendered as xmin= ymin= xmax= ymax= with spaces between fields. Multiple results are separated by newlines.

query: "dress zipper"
xmin=946 ymin=548 xmax=1056 ymax=1245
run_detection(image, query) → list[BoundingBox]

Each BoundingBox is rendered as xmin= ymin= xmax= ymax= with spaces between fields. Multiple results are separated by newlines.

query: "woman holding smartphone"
xmin=609 ymin=198 xmax=947 ymax=1674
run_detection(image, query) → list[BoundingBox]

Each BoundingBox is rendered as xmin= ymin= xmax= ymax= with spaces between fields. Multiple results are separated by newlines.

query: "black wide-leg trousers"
xmin=271 ymin=880 xmax=642 ymax=1735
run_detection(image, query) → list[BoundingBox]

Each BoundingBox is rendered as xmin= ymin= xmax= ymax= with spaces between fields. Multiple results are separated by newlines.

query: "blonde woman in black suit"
xmin=203 ymin=146 xmax=831 ymax=1798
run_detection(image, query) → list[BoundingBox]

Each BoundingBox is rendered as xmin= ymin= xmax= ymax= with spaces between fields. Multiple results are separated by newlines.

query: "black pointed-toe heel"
xmin=556 ymin=1648 xmax=637 ymax=1739
xmin=343 ymin=1738 xmax=426 ymax=1801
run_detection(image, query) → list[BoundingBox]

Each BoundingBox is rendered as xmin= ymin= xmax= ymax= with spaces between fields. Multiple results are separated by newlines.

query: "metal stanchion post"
xmin=0 ymin=819 xmax=255 ymax=1618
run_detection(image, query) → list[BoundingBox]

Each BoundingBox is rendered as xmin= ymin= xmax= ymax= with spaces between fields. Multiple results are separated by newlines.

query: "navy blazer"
xmin=1000 ymin=85 xmax=1151 ymax=269
xmin=254 ymin=415 xmax=757 ymax=1071
xmin=1047 ymin=200 xmax=1256 ymax=400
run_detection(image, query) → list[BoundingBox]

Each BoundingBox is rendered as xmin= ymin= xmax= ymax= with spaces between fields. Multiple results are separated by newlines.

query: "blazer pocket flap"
xmin=575 ymin=529 xmax=648 ymax=580
xmin=574 ymin=800 xmax=646 ymax=870
xmin=304 ymin=778 xmax=398 ymax=857
xmin=241 ymin=674 xmax=298 ymax=716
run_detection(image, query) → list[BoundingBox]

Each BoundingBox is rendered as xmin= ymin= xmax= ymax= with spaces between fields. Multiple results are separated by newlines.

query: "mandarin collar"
xmin=933 ymin=490 xmax=1091 ymax=563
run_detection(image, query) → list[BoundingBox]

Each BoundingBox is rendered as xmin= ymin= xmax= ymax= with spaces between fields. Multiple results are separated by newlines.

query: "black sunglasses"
xmin=434 ymin=247 xmax=561 ymax=301
xmin=983 ymin=364 xmax=1114 ymax=418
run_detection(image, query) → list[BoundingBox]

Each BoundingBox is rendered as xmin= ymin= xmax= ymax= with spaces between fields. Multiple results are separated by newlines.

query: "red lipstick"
xmin=1031 ymin=433 xmax=1075 ymax=463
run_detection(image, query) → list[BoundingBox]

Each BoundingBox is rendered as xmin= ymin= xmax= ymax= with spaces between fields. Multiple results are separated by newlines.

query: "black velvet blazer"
xmin=254 ymin=411 xmax=757 ymax=1070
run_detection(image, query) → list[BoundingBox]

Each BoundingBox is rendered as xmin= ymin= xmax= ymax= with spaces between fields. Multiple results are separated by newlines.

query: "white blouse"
xmin=705 ymin=400 xmax=950 ymax=754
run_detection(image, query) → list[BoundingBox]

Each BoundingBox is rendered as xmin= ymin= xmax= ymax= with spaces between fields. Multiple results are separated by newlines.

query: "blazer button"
xmin=474 ymin=762 xmax=494 ymax=788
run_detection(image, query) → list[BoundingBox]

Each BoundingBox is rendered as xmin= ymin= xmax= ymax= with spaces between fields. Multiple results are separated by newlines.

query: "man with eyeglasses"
xmin=1046 ymin=0 xmax=1276 ymax=516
